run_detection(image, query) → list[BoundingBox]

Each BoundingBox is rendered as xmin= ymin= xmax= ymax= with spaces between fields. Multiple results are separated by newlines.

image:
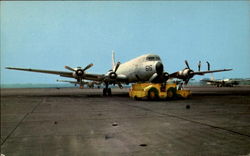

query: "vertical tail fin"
xmin=112 ymin=50 xmax=115 ymax=69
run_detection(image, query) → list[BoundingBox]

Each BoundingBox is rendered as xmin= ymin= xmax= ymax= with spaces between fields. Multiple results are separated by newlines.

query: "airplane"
xmin=6 ymin=53 xmax=232 ymax=96
xmin=201 ymin=78 xmax=240 ymax=87
xmin=200 ymin=76 xmax=250 ymax=87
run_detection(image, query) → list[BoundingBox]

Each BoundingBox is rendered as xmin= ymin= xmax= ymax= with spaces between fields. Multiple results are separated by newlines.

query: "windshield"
xmin=146 ymin=56 xmax=161 ymax=61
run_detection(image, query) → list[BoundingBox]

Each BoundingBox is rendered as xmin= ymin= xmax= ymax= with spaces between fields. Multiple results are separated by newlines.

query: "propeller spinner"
xmin=108 ymin=62 xmax=120 ymax=79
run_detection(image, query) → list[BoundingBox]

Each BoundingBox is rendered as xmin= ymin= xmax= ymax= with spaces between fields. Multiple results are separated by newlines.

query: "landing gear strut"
xmin=103 ymin=88 xmax=112 ymax=96
xmin=103 ymin=82 xmax=112 ymax=96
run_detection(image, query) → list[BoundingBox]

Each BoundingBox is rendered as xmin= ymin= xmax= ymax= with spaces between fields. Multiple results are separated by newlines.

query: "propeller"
xmin=149 ymin=73 xmax=158 ymax=82
xmin=114 ymin=62 xmax=120 ymax=73
xmin=64 ymin=63 xmax=94 ymax=84
xmin=82 ymin=63 xmax=93 ymax=71
xmin=178 ymin=60 xmax=195 ymax=84
xmin=64 ymin=66 xmax=75 ymax=72
xmin=117 ymin=82 xmax=123 ymax=89
xmin=64 ymin=63 xmax=93 ymax=72
xmin=109 ymin=62 xmax=120 ymax=79
xmin=185 ymin=60 xmax=190 ymax=69
xmin=103 ymin=61 xmax=121 ymax=91
xmin=184 ymin=71 xmax=194 ymax=85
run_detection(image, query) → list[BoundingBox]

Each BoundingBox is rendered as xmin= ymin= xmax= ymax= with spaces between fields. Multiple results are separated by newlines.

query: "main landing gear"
xmin=103 ymin=88 xmax=112 ymax=96
xmin=103 ymin=82 xmax=112 ymax=96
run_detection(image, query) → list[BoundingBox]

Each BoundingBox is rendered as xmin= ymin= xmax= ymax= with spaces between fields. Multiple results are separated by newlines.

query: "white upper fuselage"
xmin=115 ymin=54 xmax=163 ymax=83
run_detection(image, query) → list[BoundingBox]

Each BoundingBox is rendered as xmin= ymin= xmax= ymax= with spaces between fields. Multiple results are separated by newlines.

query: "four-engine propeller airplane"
xmin=6 ymin=53 xmax=232 ymax=96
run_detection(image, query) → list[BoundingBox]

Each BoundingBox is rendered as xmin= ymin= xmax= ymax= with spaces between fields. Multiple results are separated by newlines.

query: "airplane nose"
xmin=155 ymin=62 xmax=163 ymax=74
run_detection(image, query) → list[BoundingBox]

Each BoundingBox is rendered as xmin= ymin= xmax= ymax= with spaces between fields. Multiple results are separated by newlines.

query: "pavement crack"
xmin=1 ymin=97 xmax=46 ymax=146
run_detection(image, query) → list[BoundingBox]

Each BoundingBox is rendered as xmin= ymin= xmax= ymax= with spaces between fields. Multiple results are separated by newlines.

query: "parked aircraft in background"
xmin=56 ymin=80 xmax=102 ymax=88
xmin=6 ymin=52 xmax=232 ymax=96
xmin=201 ymin=78 xmax=250 ymax=87
xmin=201 ymin=78 xmax=239 ymax=87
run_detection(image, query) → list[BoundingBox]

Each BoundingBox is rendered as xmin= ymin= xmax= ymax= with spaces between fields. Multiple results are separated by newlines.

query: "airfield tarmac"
xmin=1 ymin=86 xmax=250 ymax=156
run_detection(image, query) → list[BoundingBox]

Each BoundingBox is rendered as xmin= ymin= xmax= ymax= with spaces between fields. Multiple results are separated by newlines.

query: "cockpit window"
xmin=155 ymin=56 xmax=160 ymax=60
xmin=146 ymin=56 xmax=155 ymax=61
xmin=146 ymin=56 xmax=161 ymax=61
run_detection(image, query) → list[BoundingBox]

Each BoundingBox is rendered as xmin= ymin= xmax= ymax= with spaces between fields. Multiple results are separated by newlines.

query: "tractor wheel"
xmin=148 ymin=87 xmax=159 ymax=100
xmin=167 ymin=87 xmax=176 ymax=99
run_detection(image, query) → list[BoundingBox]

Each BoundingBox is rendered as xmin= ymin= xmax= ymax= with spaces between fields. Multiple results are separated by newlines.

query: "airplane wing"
xmin=6 ymin=67 xmax=73 ymax=77
xmin=169 ymin=68 xmax=232 ymax=84
xmin=192 ymin=69 xmax=233 ymax=75
xmin=57 ymin=79 xmax=84 ymax=84
xmin=84 ymin=73 xmax=105 ymax=81
xmin=169 ymin=69 xmax=232 ymax=78
xmin=6 ymin=67 xmax=105 ymax=81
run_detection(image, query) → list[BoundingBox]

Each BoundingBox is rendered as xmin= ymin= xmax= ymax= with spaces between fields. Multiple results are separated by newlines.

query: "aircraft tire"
xmin=134 ymin=96 xmax=138 ymax=100
xmin=148 ymin=87 xmax=159 ymax=100
xmin=134 ymin=96 xmax=141 ymax=101
xmin=108 ymin=88 xmax=112 ymax=96
xmin=103 ymin=88 xmax=107 ymax=96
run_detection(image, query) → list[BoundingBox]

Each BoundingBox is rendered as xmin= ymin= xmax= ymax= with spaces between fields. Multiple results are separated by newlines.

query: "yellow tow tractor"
xmin=129 ymin=82 xmax=191 ymax=100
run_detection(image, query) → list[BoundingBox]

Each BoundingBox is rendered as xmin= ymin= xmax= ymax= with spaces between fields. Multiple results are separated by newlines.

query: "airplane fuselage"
xmin=115 ymin=54 xmax=163 ymax=83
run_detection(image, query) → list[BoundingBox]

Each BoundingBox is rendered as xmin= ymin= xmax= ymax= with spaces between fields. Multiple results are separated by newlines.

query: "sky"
xmin=1 ymin=1 xmax=250 ymax=84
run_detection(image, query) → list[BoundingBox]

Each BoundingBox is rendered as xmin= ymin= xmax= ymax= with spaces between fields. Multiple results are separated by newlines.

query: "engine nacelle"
xmin=163 ymin=72 xmax=169 ymax=79
xmin=177 ymin=68 xmax=194 ymax=80
xmin=104 ymin=69 xmax=119 ymax=80
xmin=72 ymin=69 xmax=84 ymax=78
xmin=109 ymin=71 xmax=117 ymax=79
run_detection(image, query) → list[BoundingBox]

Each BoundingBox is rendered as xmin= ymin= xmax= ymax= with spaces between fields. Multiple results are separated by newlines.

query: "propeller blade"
xmin=82 ymin=63 xmax=93 ymax=71
xmin=198 ymin=61 xmax=201 ymax=71
xmin=149 ymin=73 xmax=158 ymax=82
xmin=114 ymin=62 xmax=121 ymax=73
xmin=185 ymin=60 xmax=190 ymax=69
xmin=117 ymin=82 xmax=123 ymax=89
xmin=65 ymin=66 xmax=76 ymax=71
xmin=184 ymin=78 xmax=190 ymax=85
